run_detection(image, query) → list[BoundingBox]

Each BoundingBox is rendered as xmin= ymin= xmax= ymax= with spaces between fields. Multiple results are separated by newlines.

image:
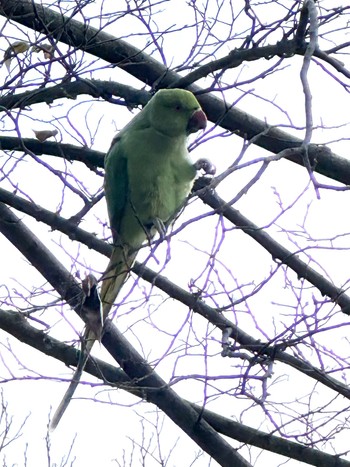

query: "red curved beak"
xmin=187 ymin=108 xmax=207 ymax=134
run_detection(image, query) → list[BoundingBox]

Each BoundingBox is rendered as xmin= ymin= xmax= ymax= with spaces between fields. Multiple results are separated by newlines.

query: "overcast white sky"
xmin=1 ymin=1 xmax=350 ymax=466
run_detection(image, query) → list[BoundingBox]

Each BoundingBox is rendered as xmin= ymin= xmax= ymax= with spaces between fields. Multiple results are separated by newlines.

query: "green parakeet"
xmin=50 ymin=89 xmax=207 ymax=430
xmin=100 ymin=88 xmax=207 ymax=317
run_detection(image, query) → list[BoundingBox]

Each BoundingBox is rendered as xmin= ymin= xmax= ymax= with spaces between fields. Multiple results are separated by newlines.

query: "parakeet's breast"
xmin=125 ymin=128 xmax=196 ymax=226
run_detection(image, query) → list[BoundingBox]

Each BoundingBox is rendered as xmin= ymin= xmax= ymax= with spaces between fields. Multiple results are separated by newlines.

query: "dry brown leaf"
xmin=31 ymin=43 xmax=55 ymax=59
xmin=3 ymin=41 xmax=30 ymax=71
xmin=33 ymin=129 xmax=58 ymax=142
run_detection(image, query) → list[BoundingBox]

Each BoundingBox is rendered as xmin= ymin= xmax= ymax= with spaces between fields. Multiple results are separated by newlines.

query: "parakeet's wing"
xmin=104 ymin=136 xmax=128 ymax=243
xmin=100 ymin=135 xmax=140 ymax=319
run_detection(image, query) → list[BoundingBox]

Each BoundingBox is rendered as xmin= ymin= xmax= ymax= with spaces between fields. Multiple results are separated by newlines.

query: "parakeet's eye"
xmin=175 ymin=104 xmax=181 ymax=111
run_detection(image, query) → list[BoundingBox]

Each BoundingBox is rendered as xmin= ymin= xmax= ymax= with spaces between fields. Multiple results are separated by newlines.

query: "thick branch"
xmin=0 ymin=79 xmax=149 ymax=111
xmin=3 ymin=135 xmax=350 ymax=204
xmin=103 ymin=322 xmax=251 ymax=467
xmin=170 ymin=39 xmax=301 ymax=90
xmin=1 ymin=0 xmax=350 ymax=185
xmin=0 ymin=136 xmax=105 ymax=168
xmin=0 ymin=187 xmax=108 ymax=254
xmin=0 ymin=0 xmax=167 ymax=84
xmin=0 ymin=202 xmax=82 ymax=308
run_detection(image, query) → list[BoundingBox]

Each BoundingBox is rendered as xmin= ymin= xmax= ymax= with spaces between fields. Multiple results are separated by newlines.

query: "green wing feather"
xmin=104 ymin=136 xmax=128 ymax=243
xmin=100 ymin=135 xmax=145 ymax=319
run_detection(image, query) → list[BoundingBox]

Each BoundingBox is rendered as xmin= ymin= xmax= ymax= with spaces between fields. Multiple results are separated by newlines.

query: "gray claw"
xmin=153 ymin=217 xmax=167 ymax=240
xmin=194 ymin=158 xmax=216 ymax=175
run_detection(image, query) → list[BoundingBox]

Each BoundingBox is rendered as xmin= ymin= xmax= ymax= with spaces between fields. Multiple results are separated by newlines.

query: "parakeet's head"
xmin=148 ymin=89 xmax=207 ymax=137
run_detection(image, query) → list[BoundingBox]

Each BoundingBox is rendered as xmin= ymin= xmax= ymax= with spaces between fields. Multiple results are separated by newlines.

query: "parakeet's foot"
xmin=194 ymin=158 xmax=216 ymax=175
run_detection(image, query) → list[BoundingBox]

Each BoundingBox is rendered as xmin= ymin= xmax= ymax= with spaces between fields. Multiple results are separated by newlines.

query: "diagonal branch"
xmin=0 ymin=186 xmax=108 ymax=253
xmin=0 ymin=203 xmax=82 ymax=309
xmin=102 ymin=322 xmax=251 ymax=467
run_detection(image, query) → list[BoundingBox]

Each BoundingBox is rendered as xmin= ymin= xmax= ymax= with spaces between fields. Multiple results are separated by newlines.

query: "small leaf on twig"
xmin=32 ymin=43 xmax=55 ymax=59
xmin=3 ymin=41 xmax=30 ymax=70
xmin=33 ymin=129 xmax=58 ymax=142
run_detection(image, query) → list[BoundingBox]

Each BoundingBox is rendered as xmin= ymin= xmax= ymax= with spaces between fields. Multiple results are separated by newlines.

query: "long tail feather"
xmin=50 ymin=336 xmax=93 ymax=431
xmin=100 ymin=245 xmax=138 ymax=320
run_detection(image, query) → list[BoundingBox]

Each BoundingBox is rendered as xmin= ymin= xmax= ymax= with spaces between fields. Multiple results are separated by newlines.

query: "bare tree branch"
xmin=0 ymin=187 xmax=107 ymax=253
xmin=1 ymin=0 xmax=350 ymax=186
xmin=1 ymin=2 xmax=350 ymax=463
xmin=1 ymin=307 xmax=347 ymax=466
xmin=1 ymin=190 xmax=350 ymax=401
xmin=0 ymin=136 xmax=105 ymax=168
xmin=0 ymin=79 xmax=149 ymax=112
xmin=3 ymin=181 xmax=350 ymax=318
